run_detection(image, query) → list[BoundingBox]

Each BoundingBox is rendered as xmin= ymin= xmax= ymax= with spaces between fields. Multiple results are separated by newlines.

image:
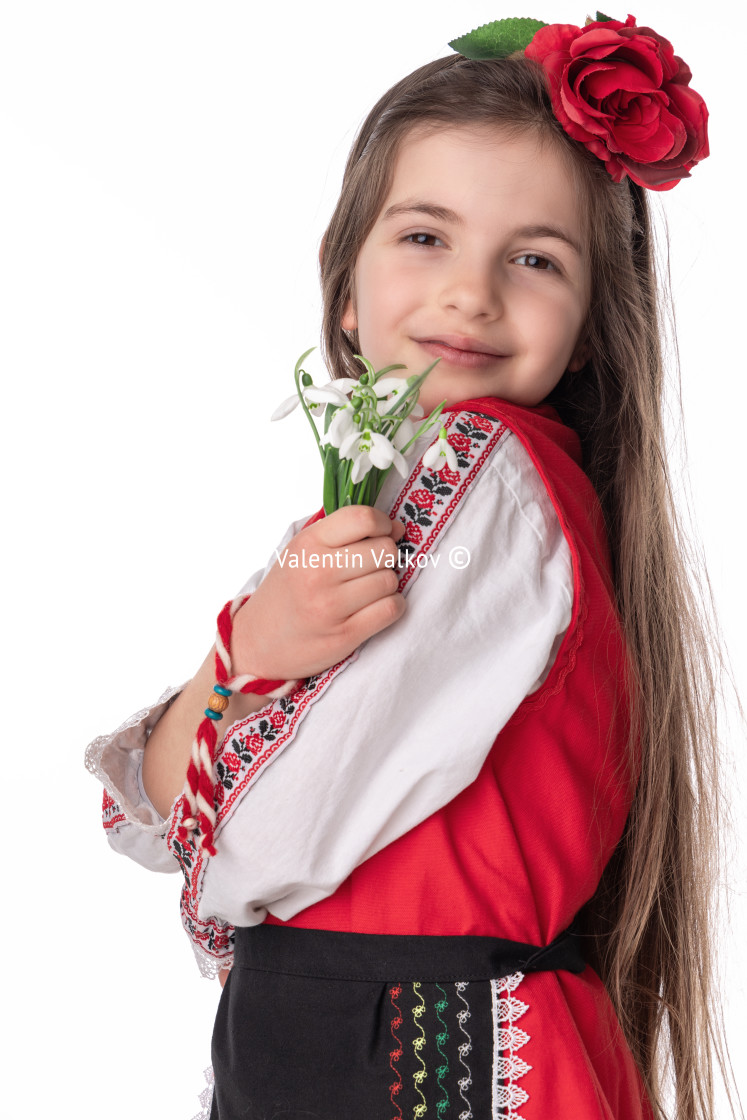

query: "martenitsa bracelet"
xmin=177 ymin=593 xmax=297 ymax=856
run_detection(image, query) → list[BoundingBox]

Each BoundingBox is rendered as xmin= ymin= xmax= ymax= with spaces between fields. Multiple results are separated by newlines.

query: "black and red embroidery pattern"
xmin=180 ymin=884 xmax=234 ymax=965
xmin=102 ymin=788 xmax=126 ymax=832
xmin=391 ymin=411 xmax=506 ymax=594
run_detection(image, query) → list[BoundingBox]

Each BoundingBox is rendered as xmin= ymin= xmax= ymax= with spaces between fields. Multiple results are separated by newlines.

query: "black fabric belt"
xmin=233 ymin=921 xmax=586 ymax=983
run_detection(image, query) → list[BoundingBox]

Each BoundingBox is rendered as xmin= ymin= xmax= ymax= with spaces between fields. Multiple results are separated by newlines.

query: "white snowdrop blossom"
xmin=391 ymin=416 xmax=418 ymax=451
xmin=373 ymin=377 xmax=410 ymax=401
xmin=323 ymin=403 xmax=358 ymax=450
xmin=304 ymin=384 xmax=351 ymax=410
xmin=270 ymin=393 xmax=301 ymax=421
xmin=272 ymin=379 xmax=358 ymax=422
xmin=272 ymin=348 xmax=444 ymax=513
xmin=423 ymin=427 xmax=458 ymax=473
xmin=339 ymin=428 xmax=409 ymax=485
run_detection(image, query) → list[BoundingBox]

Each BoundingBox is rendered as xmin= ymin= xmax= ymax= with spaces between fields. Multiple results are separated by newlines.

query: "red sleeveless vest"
xmin=265 ymin=397 xmax=652 ymax=1118
xmin=267 ymin=396 xmax=635 ymax=946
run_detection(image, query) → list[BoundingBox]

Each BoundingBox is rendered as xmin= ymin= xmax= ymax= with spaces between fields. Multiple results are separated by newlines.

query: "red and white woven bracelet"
xmin=176 ymin=593 xmax=297 ymax=856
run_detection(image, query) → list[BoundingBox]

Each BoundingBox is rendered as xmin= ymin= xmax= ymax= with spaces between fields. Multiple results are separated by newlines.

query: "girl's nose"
xmin=437 ymin=259 xmax=503 ymax=320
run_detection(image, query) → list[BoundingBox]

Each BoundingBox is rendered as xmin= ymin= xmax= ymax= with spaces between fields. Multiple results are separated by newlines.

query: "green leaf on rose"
xmin=449 ymin=17 xmax=548 ymax=59
xmin=595 ymin=11 xmax=614 ymax=21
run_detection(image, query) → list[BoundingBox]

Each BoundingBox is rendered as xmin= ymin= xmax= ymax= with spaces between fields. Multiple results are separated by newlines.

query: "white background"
xmin=1 ymin=1 xmax=743 ymax=1116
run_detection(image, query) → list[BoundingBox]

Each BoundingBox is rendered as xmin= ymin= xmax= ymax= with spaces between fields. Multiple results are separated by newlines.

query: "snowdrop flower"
xmin=271 ymin=378 xmax=359 ymax=422
xmin=323 ymin=403 xmax=358 ymax=449
xmin=423 ymin=427 xmax=458 ymax=473
xmin=373 ymin=377 xmax=410 ymax=399
xmin=339 ymin=428 xmax=409 ymax=485
xmin=390 ymin=415 xmax=418 ymax=451
xmin=270 ymin=393 xmax=302 ymax=421
xmin=304 ymin=384 xmax=352 ymax=410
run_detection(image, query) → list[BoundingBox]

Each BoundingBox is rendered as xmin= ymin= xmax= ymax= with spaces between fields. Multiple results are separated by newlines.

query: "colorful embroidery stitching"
xmin=490 ymin=972 xmax=531 ymax=1120
xmin=102 ymin=788 xmax=126 ymax=831
xmin=389 ymin=983 xmax=404 ymax=1120
xmin=390 ymin=413 xmax=507 ymax=596
xmin=434 ymin=983 xmax=450 ymax=1117
xmin=455 ymin=981 xmax=474 ymax=1120
xmin=180 ymin=884 xmax=234 ymax=970
xmin=412 ymin=981 xmax=428 ymax=1117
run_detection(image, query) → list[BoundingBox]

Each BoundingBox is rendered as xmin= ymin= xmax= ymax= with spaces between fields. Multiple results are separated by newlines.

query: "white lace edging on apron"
xmin=190 ymin=1066 xmax=214 ymax=1120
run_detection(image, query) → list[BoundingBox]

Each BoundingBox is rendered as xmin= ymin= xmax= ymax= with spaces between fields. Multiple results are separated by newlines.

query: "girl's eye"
xmin=514 ymin=253 xmax=557 ymax=271
xmin=404 ymin=232 xmax=443 ymax=248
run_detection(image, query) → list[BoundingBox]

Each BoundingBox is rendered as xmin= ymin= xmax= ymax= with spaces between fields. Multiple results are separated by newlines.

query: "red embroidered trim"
xmin=390 ymin=411 xmax=507 ymax=595
xmin=389 ymin=983 xmax=404 ymax=1119
xmin=180 ymin=883 xmax=234 ymax=963
xmin=102 ymin=788 xmax=126 ymax=831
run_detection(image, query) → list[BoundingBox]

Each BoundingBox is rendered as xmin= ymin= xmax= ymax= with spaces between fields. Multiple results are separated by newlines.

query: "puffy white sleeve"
xmin=84 ymin=511 xmax=316 ymax=872
xmin=194 ymin=420 xmax=574 ymax=930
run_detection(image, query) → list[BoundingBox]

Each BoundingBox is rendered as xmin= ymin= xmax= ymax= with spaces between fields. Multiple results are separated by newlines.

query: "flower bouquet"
xmin=271 ymin=349 xmax=457 ymax=514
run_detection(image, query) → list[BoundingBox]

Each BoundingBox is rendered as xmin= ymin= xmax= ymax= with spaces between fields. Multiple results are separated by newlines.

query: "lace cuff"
xmin=85 ymin=684 xmax=184 ymax=831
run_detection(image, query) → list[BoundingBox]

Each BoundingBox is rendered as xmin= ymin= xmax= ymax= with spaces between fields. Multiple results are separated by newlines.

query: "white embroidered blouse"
xmin=86 ymin=411 xmax=573 ymax=974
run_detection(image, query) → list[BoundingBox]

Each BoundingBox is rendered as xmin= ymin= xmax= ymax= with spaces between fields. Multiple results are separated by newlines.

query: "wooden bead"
xmin=208 ymin=692 xmax=230 ymax=714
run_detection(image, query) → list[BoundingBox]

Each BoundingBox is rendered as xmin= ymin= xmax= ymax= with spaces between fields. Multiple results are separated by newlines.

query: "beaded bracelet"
xmin=177 ymin=593 xmax=298 ymax=856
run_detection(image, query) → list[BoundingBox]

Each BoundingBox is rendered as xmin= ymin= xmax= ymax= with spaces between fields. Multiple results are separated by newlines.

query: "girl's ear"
xmin=341 ymin=298 xmax=357 ymax=332
xmin=568 ymin=337 xmax=591 ymax=373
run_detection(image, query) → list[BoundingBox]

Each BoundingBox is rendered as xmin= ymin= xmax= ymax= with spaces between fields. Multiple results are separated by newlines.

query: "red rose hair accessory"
xmin=449 ymin=13 xmax=709 ymax=191
xmin=177 ymin=594 xmax=297 ymax=856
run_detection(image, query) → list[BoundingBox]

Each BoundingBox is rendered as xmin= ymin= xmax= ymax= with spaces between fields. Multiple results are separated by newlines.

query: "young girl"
xmin=86 ymin=14 xmax=730 ymax=1120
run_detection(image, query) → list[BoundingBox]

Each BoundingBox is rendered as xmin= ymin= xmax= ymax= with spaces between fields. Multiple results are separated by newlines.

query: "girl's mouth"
xmin=415 ymin=336 xmax=507 ymax=370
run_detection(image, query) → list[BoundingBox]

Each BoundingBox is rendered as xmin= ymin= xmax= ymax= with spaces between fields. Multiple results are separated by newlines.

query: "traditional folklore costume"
xmin=87 ymin=397 xmax=653 ymax=1119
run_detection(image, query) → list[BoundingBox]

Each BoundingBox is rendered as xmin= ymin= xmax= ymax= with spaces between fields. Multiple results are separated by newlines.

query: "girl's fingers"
xmin=335 ymin=536 xmax=402 ymax=580
xmin=333 ymin=567 xmax=402 ymax=620
xmin=314 ymin=505 xmax=404 ymax=550
xmin=342 ymin=586 xmax=407 ymax=646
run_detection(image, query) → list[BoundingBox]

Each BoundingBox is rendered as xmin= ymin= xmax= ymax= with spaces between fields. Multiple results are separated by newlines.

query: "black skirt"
xmin=210 ymin=923 xmax=585 ymax=1120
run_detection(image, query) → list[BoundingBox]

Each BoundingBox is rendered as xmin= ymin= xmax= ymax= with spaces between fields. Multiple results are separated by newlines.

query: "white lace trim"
xmin=189 ymin=934 xmax=234 ymax=980
xmin=189 ymin=1065 xmax=214 ymax=1120
xmin=84 ymin=684 xmax=183 ymax=835
xmin=490 ymin=971 xmax=531 ymax=1120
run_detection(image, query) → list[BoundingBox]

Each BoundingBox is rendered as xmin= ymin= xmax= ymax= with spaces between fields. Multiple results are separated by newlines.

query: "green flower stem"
xmin=398 ymin=402 xmax=447 ymax=454
xmin=293 ymin=347 xmax=326 ymax=467
xmin=379 ymin=360 xmax=441 ymax=418
xmin=360 ymin=470 xmax=377 ymax=507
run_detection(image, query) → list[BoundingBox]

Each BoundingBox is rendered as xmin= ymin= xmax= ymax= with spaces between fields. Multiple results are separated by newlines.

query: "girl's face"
xmin=342 ymin=125 xmax=590 ymax=414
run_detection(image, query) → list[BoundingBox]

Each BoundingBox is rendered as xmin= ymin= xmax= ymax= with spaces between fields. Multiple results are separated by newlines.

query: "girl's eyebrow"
xmin=382 ymin=200 xmax=461 ymax=225
xmin=515 ymin=224 xmax=582 ymax=256
xmin=381 ymin=201 xmax=581 ymax=256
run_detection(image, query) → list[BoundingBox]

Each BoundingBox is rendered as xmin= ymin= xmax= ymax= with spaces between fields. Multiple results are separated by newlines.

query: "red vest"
xmin=263 ymin=397 xmax=653 ymax=1116
xmin=266 ymin=396 xmax=635 ymax=948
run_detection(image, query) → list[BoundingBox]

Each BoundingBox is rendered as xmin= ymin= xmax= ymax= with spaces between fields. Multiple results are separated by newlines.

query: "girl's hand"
xmin=231 ymin=507 xmax=406 ymax=682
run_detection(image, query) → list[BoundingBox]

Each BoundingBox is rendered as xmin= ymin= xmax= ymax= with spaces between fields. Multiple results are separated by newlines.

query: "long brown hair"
xmin=319 ymin=55 xmax=735 ymax=1120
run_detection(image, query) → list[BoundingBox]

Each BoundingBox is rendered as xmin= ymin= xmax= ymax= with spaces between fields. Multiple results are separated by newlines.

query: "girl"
xmin=86 ymin=14 xmax=731 ymax=1120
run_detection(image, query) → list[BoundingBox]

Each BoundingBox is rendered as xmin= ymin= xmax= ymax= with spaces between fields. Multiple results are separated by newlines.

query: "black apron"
xmin=210 ymin=922 xmax=585 ymax=1119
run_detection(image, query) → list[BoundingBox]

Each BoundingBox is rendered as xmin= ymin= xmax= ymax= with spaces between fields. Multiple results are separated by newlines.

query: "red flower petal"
xmin=622 ymin=23 xmax=678 ymax=80
xmin=525 ymin=22 xmax=580 ymax=61
xmin=665 ymin=82 xmax=709 ymax=160
xmin=610 ymin=115 xmax=678 ymax=163
xmin=524 ymin=11 xmax=708 ymax=190
xmin=581 ymin=60 xmax=658 ymax=99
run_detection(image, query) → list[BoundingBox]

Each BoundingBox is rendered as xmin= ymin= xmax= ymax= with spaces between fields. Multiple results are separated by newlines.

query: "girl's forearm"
xmin=142 ymin=648 xmax=270 ymax=819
